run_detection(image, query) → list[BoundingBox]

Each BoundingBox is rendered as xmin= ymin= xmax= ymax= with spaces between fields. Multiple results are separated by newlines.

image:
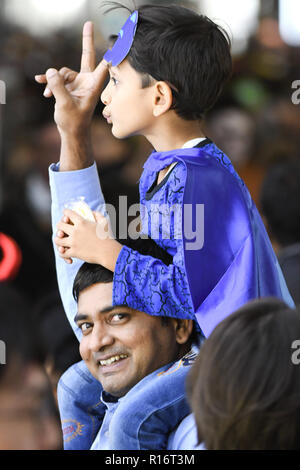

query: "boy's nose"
xmin=101 ymin=84 xmax=111 ymax=106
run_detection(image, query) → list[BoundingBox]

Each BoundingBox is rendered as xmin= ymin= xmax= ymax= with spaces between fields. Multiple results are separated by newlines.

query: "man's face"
xmin=76 ymin=282 xmax=181 ymax=397
xmin=101 ymin=59 xmax=155 ymax=140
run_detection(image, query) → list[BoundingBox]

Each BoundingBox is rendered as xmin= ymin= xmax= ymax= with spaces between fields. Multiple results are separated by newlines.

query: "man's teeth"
xmin=99 ymin=354 xmax=128 ymax=366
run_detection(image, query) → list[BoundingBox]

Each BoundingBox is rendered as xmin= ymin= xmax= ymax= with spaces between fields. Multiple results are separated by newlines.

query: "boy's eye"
xmin=110 ymin=76 xmax=119 ymax=86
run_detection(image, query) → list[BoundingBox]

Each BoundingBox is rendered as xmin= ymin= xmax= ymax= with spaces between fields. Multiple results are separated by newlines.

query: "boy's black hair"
xmin=186 ymin=298 xmax=300 ymax=450
xmin=105 ymin=2 xmax=232 ymax=120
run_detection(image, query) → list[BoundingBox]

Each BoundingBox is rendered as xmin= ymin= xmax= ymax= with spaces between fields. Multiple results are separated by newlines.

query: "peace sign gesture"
xmin=35 ymin=22 xmax=108 ymax=136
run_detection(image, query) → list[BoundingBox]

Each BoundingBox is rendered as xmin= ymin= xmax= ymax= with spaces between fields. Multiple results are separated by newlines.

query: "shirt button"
xmin=105 ymin=431 xmax=109 ymax=437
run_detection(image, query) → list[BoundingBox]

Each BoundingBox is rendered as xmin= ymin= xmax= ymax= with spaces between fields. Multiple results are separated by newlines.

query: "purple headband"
xmin=104 ymin=11 xmax=139 ymax=67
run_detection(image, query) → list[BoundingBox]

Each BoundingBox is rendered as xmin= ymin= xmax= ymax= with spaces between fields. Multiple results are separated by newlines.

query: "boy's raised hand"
xmin=35 ymin=22 xmax=108 ymax=136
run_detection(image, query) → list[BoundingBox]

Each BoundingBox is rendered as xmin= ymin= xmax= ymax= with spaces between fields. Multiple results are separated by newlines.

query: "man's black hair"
xmin=105 ymin=2 xmax=232 ymax=120
xmin=260 ymin=160 xmax=300 ymax=247
xmin=73 ymin=236 xmax=172 ymax=302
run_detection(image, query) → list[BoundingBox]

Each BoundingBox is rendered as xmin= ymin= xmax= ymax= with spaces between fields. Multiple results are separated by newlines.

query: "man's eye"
xmin=110 ymin=313 xmax=127 ymax=323
xmin=80 ymin=322 xmax=92 ymax=333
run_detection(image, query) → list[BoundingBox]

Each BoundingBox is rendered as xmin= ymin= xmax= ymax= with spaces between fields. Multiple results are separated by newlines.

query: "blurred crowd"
xmin=0 ymin=0 xmax=300 ymax=450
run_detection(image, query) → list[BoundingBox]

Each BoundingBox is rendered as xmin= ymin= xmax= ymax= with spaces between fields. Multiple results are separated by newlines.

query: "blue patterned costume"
xmin=113 ymin=139 xmax=294 ymax=336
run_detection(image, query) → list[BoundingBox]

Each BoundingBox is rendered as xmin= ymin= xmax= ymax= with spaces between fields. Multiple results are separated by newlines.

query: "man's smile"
xmin=97 ymin=355 xmax=130 ymax=376
xmin=97 ymin=354 xmax=128 ymax=366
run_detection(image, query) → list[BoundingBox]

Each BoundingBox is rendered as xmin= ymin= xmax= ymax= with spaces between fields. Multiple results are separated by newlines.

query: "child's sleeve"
xmin=113 ymin=239 xmax=195 ymax=321
xmin=113 ymin=162 xmax=198 ymax=322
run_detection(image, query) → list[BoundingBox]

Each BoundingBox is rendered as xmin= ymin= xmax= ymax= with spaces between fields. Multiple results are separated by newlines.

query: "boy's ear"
xmin=152 ymin=81 xmax=173 ymax=117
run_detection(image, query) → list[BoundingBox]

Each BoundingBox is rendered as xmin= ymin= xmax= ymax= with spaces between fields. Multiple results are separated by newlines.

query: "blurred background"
xmin=0 ymin=0 xmax=300 ymax=449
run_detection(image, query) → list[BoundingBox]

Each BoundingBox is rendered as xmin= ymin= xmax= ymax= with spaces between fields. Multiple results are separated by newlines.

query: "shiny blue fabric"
xmin=113 ymin=143 xmax=294 ymax=337
xmin=104 ymin=11 xmax=138 ymax=67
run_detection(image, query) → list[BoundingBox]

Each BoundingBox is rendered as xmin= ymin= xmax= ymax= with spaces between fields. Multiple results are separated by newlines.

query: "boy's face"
xmin=101 ymin=59 xmax=155 ymax=139
xmin=75 ymin=282 xmax=182 ymax=398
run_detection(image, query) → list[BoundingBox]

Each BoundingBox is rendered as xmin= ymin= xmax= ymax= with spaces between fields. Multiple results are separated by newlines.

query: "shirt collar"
xmin=143 ymin=138 xmax=209 ymax=173
xmin=101 ymin=390 xmax=120 ymax=409
xmin=182 ymin=137 xmax=206 ymax=149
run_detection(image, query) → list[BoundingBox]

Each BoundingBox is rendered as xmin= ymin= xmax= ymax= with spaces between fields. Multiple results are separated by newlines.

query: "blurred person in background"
xmin=187 ymin=298 xmax=300 ymax=450
xmin=34 ymin=291 xmax=82 ymax=405
xmin=0 ymin=282 xmax=62 ymax=450
xmin=0 ymin=121 xmax=59 ymax=303
xmin=260 ymin=160 xmax=300 ymax=305
xmin=205 ymin=106 xmax=266 ymax=207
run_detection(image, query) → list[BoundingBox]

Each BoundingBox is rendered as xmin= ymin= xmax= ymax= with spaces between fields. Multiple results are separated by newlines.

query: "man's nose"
xmin=101 ymin=83 xmax=111 ymax=106
xmin=89 ymin=323 xmax=114 ymax=352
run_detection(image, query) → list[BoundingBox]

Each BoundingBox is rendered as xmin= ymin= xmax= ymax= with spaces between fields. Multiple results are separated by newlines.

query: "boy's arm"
xmin=113 ymin=241 xmax=195 ymax=322
xmin=112 ymin=166 xmax=196 ymax=322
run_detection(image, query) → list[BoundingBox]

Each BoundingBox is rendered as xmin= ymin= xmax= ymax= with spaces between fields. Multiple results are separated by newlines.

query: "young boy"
xmin=37 ymin=4 xmax=294 ymax=449
xmin=53 ymin=4 xmax=293 ymax=333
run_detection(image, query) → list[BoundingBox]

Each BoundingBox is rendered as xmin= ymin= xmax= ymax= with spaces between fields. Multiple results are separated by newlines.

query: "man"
xmin=58 ymin=259 xmax=200 ymax=450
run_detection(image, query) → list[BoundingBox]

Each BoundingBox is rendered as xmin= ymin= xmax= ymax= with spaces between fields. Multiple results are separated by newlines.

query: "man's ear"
xmin=173 ymin=319 xmax=194 ymax=345
xmin=152 ymin=81 xmax=173 ymax=117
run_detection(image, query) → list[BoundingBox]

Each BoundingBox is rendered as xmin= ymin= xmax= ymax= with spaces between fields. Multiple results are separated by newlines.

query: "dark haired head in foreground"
xmin=187 ymin=298 xmax=300 ymax=450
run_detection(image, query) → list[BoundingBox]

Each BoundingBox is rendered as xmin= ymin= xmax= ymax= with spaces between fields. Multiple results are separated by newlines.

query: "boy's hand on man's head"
xmin=35 ymin=22 xmax=108 ymax=138
xmin=55 ymin=210 xmax=122 ymax=270
xmin=56 ymin=215 xmax=74 ymax=265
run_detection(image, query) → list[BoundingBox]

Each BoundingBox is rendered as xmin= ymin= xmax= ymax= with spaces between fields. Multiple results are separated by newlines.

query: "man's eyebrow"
xmin=74 ymin=305 xmax=128 ymax=323
xmin=74 ymin=313 xmax=88 ymax=324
